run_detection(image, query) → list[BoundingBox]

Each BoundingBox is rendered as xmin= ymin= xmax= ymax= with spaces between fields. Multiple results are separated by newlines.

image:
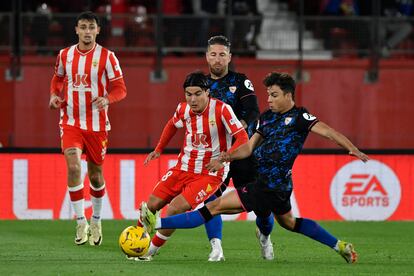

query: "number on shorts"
xmin=161 ymin=170 xmax=173 ymax=182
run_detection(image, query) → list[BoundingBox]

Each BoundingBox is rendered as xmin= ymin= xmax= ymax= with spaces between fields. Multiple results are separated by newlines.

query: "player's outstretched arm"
xmin=311 ymin=121 xmax=369 ymax=162
xmin=144 ymin=151 xmax=161 ymax=166
xmin=226 ymin=132 xmax=263 ymax=161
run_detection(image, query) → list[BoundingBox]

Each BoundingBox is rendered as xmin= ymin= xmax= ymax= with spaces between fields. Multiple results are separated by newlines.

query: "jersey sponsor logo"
xmin=330 ymin=160 xmax=401 ymax=220
xmin=73 ymin=74 xmax=90 ymax=89
xmin=284 ymin=117 xmax=292 ymax=125
xmin=229 ymin=86 xmax=237 ymax=93
xmin=302 ymin=113 xmax=316 ymax=121
xmin=192 ymin=133 xmax=209 ymax=148
xmin=244 ymin=79 xmax=254 ymax=91
xmin=195 ymin=189 xmax=207 ymax=203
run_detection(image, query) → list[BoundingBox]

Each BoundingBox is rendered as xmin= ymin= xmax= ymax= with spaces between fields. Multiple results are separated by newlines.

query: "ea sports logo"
xmin=330 ymin=160 xmax=401 ymax=221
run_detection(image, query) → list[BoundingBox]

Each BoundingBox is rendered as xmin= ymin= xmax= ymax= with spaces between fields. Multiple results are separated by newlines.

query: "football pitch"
xmin=0 ymin=220 xmax=412 ymax=275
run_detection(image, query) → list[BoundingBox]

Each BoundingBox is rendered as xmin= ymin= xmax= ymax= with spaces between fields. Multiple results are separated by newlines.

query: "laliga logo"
xmin=330 ymin=160 xmax=401 ymax=221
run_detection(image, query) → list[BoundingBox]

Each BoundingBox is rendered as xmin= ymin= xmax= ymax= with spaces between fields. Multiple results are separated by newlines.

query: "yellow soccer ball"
xmin=119 ymin=226 xmax=151 ymax=257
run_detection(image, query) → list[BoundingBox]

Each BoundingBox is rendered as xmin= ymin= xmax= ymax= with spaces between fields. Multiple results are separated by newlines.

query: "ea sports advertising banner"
xmin=0 ymin=153 xmax=413 ymax=221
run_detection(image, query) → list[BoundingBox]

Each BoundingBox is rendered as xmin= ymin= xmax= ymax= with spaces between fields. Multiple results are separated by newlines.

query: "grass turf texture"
xmin=0 ymin=220 xmax=412 ymax=275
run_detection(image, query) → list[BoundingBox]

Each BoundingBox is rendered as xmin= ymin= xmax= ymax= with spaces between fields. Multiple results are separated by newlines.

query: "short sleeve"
xmin=54 ymin=50 xmax=65 ymax=77
xmin=296 ymin=108 xmax=319 ymax=133
xmin=106 ymin=51 xmax=123 ymax=81
xmin=221 ymin=104 xmax=244 ymax=135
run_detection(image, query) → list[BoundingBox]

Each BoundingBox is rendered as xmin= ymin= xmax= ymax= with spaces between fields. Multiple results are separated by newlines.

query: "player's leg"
xmin=254 ymin=210 xmax=275 ymax=260
xmin=203 ymin=178 xmax=228 ymax=262
xmin=275 ymin=211 xmax=357 ymax=263
xmin=146 ymin=194 xmax=192 ymax=257
xmin=87 ymin=162 xmax=105 ymax=245
xmin=232 ymin=158 xmax=275 ymax=259
xmin=156 ymin=188 xmax=244 ymax=230
xmin=61 ymin=126 xmax=88 ymax=245
xmin=84 ymin=130 xmax=108 ymax=246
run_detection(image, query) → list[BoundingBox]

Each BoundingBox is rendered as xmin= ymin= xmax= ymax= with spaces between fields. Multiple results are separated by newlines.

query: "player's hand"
xmin=92 ymin=96 xmax=109 ymax=111
xmin=49 ymin=94 xmax=64 ymax=109
xmin=219 ymin=151 xmax=231 ymax=162
xmin=349 ymin=150 xmax=369 ymax=163
xmin=144 ymin=151 xmax=161 ymax=166
xmin=205 ymin=159 xmax=224 ymax=172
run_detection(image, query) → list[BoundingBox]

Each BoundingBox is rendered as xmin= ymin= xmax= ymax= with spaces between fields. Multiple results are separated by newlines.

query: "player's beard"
xmin=209 ymin=65 xmax=226 ymax=78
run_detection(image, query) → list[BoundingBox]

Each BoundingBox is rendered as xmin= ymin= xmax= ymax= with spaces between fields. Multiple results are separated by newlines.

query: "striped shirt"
xmin=172 ymin=98 xmax=244 ymax=180
xmin=54 ymin=43 xmax=123 ymax=131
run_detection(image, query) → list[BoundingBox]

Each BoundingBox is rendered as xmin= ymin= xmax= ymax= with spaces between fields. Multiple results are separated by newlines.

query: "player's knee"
xmin=147 ymin=195 xmax=164 ymax=213
xmin=67 ymin=163 xmax=81 ymax=179
xmin=277 ymin=214 xmax=297 ymax=231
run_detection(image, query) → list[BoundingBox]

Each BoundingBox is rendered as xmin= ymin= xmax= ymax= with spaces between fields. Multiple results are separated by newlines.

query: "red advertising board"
xmin=1 ymin=153 xmax=413 ymax=220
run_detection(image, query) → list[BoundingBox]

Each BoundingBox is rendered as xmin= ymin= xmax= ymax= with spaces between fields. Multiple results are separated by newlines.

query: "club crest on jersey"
xmin=92 ymin=60 xmax=98 ymax=67
xmin=284 ymin=117 xmax=292 ymax=125
xmin=303 ymin=113 xmax=317 ymax=121
xmin=229 ymin=86 xmax=237 ymax=93
xmin=209 ymin=119 xmax=216 ymax=126
xmin=244 ymin=79 xmax=254 ymax=91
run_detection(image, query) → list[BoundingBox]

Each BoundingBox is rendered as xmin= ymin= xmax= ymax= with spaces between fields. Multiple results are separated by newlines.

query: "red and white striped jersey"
xmin=172 ymin=98 xmax=244 ymax=180
xmin=54 ymin=43 xmax=123 ymax=131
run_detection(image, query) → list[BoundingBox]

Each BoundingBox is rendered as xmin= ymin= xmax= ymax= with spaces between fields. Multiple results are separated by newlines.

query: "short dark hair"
xmin=76 ymin=11 xmax=100 ymax=26
xmin=263 ymin=72 xmax=296 ymax=98
xmin=207 ymin=35 xmax=231 ymax=51
xmin=183 ymin=71 xmax=210 ymax=90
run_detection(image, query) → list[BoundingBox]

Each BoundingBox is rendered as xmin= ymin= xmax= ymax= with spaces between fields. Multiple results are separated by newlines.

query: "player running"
xmin=49 ymin=11 xmax=126 ymax=246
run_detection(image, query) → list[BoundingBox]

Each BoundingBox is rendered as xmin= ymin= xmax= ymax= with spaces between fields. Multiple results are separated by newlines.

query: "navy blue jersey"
xmin=207 ymin=71 xmax=259 ymax=137
xmin=254 ymin=106 xmax=318 ymax=191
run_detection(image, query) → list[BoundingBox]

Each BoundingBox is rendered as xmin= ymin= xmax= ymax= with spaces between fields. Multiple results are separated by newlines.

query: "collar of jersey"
xmin=76 ymin=43 xmax=97 ymax=55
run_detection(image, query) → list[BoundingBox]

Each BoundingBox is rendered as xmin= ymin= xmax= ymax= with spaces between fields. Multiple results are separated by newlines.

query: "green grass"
xmin=0 ymin=220 xmax=413 ymax=275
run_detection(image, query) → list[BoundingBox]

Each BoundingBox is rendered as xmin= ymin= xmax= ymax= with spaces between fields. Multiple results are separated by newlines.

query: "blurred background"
xmin=0 ymin=0 xmax=413 ymax=150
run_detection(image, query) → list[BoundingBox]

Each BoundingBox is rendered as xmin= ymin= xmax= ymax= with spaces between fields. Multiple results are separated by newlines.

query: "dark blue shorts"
xmin=236 ymin=181 xmax=292 ymax=217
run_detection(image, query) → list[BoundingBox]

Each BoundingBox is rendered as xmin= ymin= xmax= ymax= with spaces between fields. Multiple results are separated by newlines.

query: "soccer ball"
xmin=119 ymin=226 xmax=151 ymax=257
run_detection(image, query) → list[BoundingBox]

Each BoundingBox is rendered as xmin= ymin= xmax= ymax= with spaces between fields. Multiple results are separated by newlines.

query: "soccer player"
xmin=142 ymin=72 xmax=369 ymax=263
xmin=49 ymin=11 xmax=126 ymax=246
xmin=203 ymin=35 xmax=274 ymax=261
xmin=137 ymin=71 xmax=248 ymax=261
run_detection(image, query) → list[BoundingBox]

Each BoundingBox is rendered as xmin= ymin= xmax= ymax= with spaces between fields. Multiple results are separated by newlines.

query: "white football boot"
xmin=208 ymin=238 xmax=225 ymax=262
xmin=75 ymin=222 xmax=89 ymax=245
xmin=89 ymin=221 xmax=103 ymax=246
xmin=256 ymin=228 xmax=274 ymax=260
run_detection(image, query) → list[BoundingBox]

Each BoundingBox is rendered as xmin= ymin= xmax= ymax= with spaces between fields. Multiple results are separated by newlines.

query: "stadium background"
xmin=0 ymin=0 xmax=413 ymax=222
